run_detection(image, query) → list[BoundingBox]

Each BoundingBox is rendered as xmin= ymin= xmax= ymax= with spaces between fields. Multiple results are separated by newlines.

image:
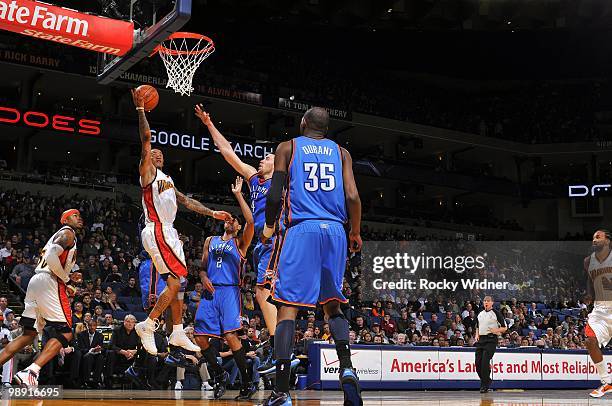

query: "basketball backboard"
xmin=96 ymin=0 xmax=192 ymax=85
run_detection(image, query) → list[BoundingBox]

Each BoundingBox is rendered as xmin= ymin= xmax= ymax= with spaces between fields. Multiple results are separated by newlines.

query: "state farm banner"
xmin=0 ymin=0 xmax=133 ymax=55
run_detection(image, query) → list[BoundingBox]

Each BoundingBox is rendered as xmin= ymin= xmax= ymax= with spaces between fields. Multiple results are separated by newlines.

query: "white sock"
xmin=173 ymin=324 xmax=183 ymax=333
xmin=145 ymin=317 xmax=156 ymax=328
xmin=28 ymin=363 xmax=41 ymax=374
xmin=595 ymin=361 xmax=611 ymax=384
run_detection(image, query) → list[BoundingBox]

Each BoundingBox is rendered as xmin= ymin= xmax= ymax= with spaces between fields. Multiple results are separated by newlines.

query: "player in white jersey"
xmin=0 ymin=209 xmax=82 ymax=387
xmin=585 ymin=229 xmax=612 ymax=398
xmin=131 ymin=88 xmax=232 ymax=356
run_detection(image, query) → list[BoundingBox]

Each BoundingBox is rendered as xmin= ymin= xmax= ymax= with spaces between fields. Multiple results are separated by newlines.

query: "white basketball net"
xmin=157 ymin=34 xmax=214 ymax=96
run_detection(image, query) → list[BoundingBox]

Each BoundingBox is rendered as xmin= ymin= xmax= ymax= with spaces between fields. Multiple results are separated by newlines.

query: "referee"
xmin=475 ymin=296 xmax=507 ymax=393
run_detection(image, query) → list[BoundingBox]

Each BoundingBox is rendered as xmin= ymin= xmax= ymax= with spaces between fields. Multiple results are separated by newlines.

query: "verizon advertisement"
xmin=311 ymin=344 xmax=612 ymax=389
xmin=320 ymin=347 xmax=381 ymax=382
xmin=0 ymin=0 xmax=133 ymax=55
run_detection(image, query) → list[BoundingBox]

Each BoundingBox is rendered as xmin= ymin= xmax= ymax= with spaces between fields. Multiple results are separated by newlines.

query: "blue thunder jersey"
xmin=207 ymin=236 xmax=244 ymax=286
xmin=285 ymin=136 xmax=347 ymax=227
xmin=139 ymin=257 xmax=167 ymax=310
xmin=248 ymin=175 xmax=271 ymax=235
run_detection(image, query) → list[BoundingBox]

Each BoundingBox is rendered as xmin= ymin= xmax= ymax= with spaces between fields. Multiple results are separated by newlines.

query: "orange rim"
xmin=154 ymin=32 xmax=215 ymax=56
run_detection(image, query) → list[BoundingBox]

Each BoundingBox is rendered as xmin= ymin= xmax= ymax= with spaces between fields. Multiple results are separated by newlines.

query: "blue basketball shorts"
xmin=253 ymin=237 xmax=276 ymax=288
xmin=194 ymin=286 xmax=242 ymax=337
xmin=271 ymin=220 xmax=348 ymax=308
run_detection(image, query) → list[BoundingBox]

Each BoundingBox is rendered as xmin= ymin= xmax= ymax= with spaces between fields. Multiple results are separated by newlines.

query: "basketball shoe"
xmin=13 ymin=369 xmax=38 ymax=388
xmin=169 ymin=329 xmax=200 ymax=352
xmin=590 ymin=383 xmax=612 ymax=398
xmin=135 ymin=320 xmax=157 ymax=355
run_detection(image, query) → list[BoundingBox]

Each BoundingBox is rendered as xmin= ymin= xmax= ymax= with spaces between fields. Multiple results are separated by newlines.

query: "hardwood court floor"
xmin=0 ymin=389 xmax=607 ymax=405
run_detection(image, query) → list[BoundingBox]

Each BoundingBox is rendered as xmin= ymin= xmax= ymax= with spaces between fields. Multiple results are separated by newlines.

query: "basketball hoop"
xmin=153 ymin=32 xmax=215 ymax=96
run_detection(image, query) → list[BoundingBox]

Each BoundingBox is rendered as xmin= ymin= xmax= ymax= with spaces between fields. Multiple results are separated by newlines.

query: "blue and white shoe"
xmin=213 ymin=371 xmax=229 ymax=399
xmin=125 ymin=365 xmax=151 ymax=390
xmin=165 ymin=351 xmax=195 ymax=368
xmin=258 ymin=355 xmax=300 ymax=375
xmin=340 ymin=368 xmax=363 ymax=406
xmin=259 ymin=390 xmax=292 ymax=406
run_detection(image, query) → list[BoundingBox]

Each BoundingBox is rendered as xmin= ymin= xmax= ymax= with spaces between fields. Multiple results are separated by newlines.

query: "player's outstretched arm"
xmin=262 ymin=141 xmax=291 ymax=240
xmin=133 ymin=89 xmax=156 ymax=187
xmin=232 ymin=177 xmax=254 ymax=255
xmin=43 ymin=228 xmax=75 ymax=282
xmin=341 ymin=147 xmax=362 ymax=252
xmin=200 ymin=236 xmax=214 ymax=293
xmin=175 ymin=189 xmax=232 ymax=221
xmin=195 ymin=104 xmax=257 ymax=179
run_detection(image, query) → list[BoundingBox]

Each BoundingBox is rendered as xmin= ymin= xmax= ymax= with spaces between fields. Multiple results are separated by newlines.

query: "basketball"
xmin=136 ymin=84 xmax=159 ymax=111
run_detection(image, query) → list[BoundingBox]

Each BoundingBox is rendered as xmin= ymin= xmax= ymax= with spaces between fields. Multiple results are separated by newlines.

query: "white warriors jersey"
xmin=141 ymin=168 xmax=177 ymax=225
xmin=35 ymin=226 xmax=77 ymax=283
xmin=587 ymin=251 xmax=612 ymax=305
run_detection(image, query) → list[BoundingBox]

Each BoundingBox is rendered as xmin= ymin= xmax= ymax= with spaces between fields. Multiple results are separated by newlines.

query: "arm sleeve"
xmin=45 ymin=243 xmax=70 ymax=282
xmin=495 ymin=310 xmax=507 ymax=327
xmin=265 ymin=171 xmax=287 ymax=227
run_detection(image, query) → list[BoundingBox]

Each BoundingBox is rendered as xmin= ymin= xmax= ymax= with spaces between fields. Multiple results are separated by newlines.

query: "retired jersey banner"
xmin=0 ymin=0 xmax=133 ymax=55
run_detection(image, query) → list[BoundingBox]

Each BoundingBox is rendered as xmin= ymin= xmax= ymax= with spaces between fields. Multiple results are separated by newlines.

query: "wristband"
xmin=262 ymin=224 xmax=275 ymax=238
xmin=136 ymin=107 xmax=145 ymax=111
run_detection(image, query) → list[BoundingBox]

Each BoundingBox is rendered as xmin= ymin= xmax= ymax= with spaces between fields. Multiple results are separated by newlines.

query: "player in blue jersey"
xmin=261 ymin=107 xmax=363 ymax=406
xmin=195 ymin=104 xmax=280 ymax=370
xmin=193 ymin=177 xmax=257 ymax=400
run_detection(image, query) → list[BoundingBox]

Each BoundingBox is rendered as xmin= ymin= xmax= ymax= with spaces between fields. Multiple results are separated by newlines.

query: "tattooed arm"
xmin=175 ymin=190 xmax=232 ymax=220
xmin=132 ymin=89 xmax=156 ymax=187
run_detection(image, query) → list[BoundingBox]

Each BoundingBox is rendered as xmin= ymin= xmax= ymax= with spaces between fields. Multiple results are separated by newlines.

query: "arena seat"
xmin=112 ymin=310 xmax=128 ymax=321
xmin=133 ymin=311 xmax=147 ymax=321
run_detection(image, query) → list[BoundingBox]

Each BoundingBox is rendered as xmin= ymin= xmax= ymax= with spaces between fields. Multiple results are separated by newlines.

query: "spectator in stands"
xmin=83 ymin=237 xmax=98 ymax=258
xmin=106 ymin=314 xmax=139 ymax=388
xmin=102 ymin=314 xmax=114 ymax=327
xmin=463 ymin=310 xmax=477 ymax=333
xmin=397 ymin=309 xmax=411 ymax=332
xmin=429 ymin=313 xmax=441 ymax=334
xmin=77 ymin=319 xmax=105 ymax=389
xmin=104 ymin=265 xmax=123 ymax=284
xmin=385 ymin=302 xmax=399 ymax=318
xmin=72 ymin=302 xmax=85 ymax=326
xmin=107 ymin=293 xmax=127 ymax=312
xmin=100 ymin=259 xmax=112 ymax=281
xmin=0 ymin=297 xmax=12 ymax=322
xmin=0 ymin=242 xmax=12 ymax=261
xmin=443 ymin=311 xmax=454 ymax=329
xmin=82 ymin=293 xmax=94 ymax=314
xmin=92 ymin=289 xmax=104 ymax=309
xmin=120 ymin=277 xmax=140 ymax=298
xmin=10 ymin=256 xmax=34 ymax=286
xmin=381 ymin=314 xmax=397 ymax=338
xmin=84 ymin=256 xmax=101 ymax=282
xmin=415 ymin=312 xmax=428 ymax=332
xmin=372 ymin=301 xmax=385 ymax=317
xmin=352 ymin=312 xmax=367 ymax=331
